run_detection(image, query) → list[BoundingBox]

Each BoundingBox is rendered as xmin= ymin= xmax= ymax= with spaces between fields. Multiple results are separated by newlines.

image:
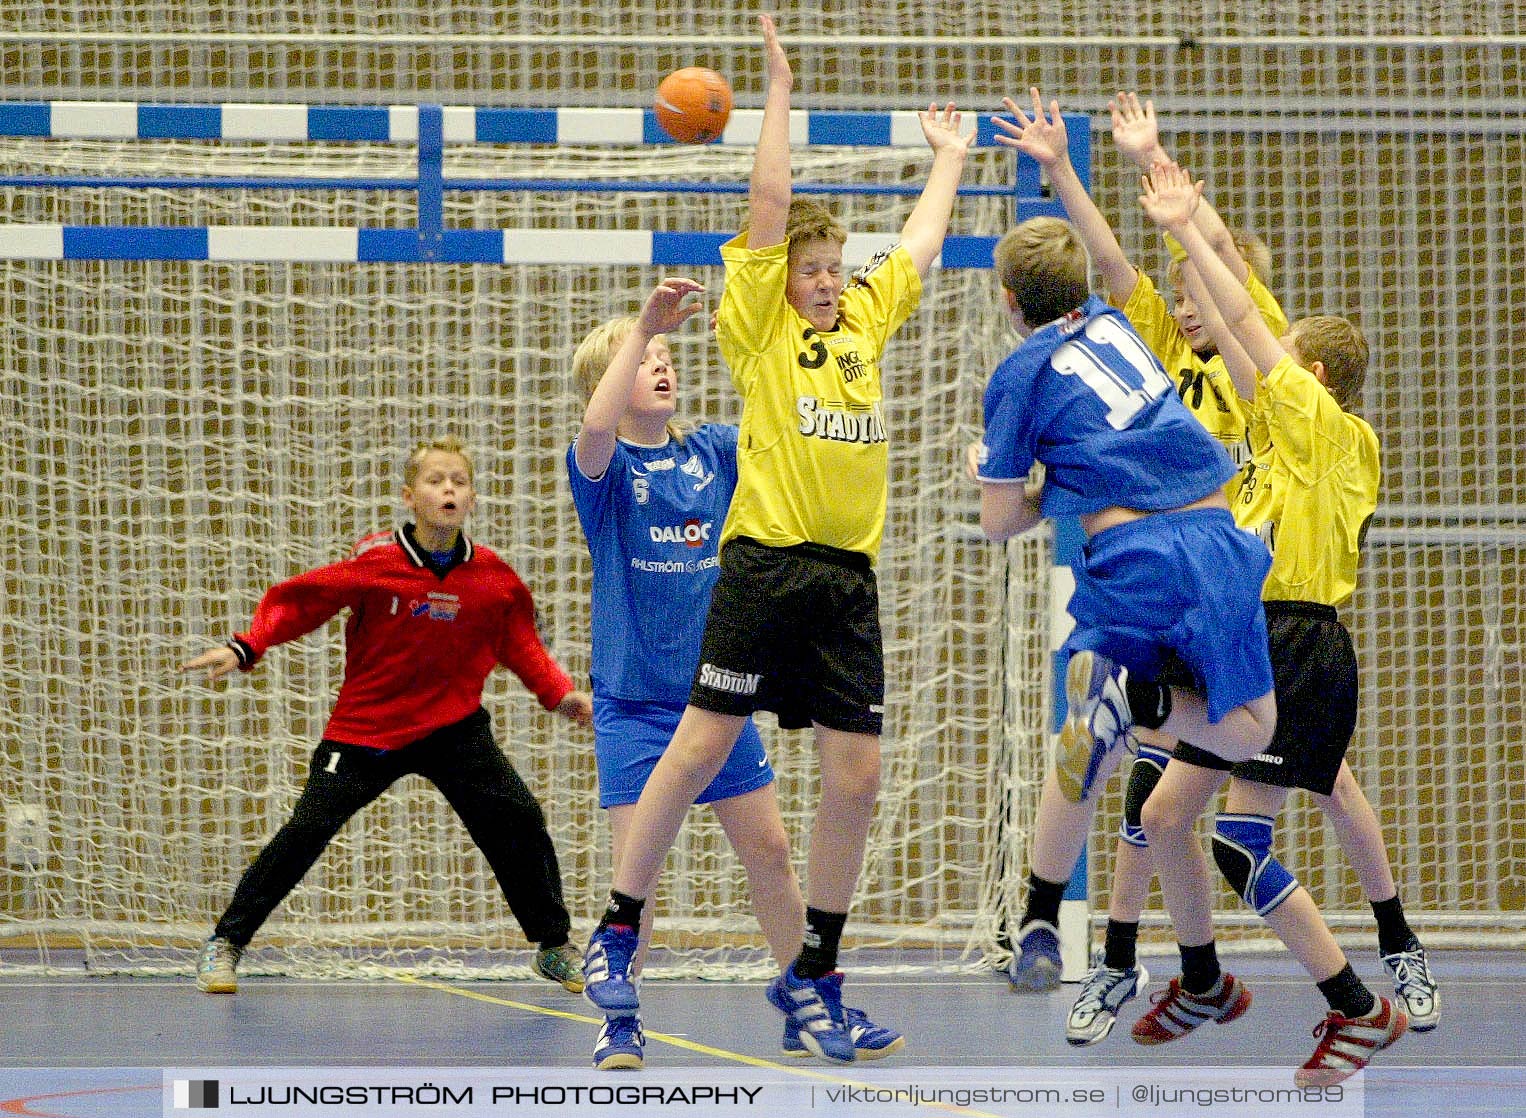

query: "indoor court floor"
xmin=2 ymin=949 xmax=1521 ymax=1117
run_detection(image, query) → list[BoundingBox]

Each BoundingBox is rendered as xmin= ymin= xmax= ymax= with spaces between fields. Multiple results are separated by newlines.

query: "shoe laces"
xmin=813 ymin=973 xmax=846 ymax=1022
xmin=597 ymin=927 xmax=636 ymax=967
xmin=1386 ymin=950 xmax=1430 ymax=990
xmin=1310 ymin=1004 xmax=1383 ymax=1043
xmin=1146 ymin=978 xmax=1182 ymax=1009
xmin=1074 ymin=965 xmax=1126 ymax=1014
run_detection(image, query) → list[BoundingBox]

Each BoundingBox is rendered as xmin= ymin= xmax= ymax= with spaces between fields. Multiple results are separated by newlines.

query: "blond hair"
xmin=1167 ymin=228 xmax=1274 ymax=291
xmin=738 ymin=198 xmax=848 ymax=261
xmin=1285 ymin=314 xmax=1369 ymax=410
xmin=784 ymin=198 xmax=847 ymax=258
xmin=570 ymin=316 xmax=694 ymax=444
xmin=404 ymin=435 xmax=473 ymax=487
xmin=993 ymin=217 xmax=1090 ymax=328
xmin=1234 ymin=231 xmax=1274 ymax=287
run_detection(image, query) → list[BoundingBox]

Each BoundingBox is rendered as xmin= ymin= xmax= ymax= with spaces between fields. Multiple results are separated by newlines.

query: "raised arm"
xmin=1110 ymin=91 xmax=1247 ymax=283
xmin=574 ymin=277 xmax=705 ymax=479
xmin=993 ymin=88 xmax=1136 ymax=303
xmin=745 ymin=13 xmax=793 ymax=250
xmin=897 ymin=102 xmax=973 ymax=277
xmin=1139 ymin=163 xmax=1286 ymax=382
xmin=1177 ymin=258 xmax=1260 ymax=401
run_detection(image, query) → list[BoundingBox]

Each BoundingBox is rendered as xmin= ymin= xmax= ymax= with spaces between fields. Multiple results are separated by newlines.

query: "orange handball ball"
xmin=654 ymin=67 xmax=733 ymax=144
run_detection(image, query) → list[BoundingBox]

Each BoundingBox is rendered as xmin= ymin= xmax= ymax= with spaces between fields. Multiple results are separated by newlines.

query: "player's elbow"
xmin=981 ymin=503 xmax=1037 ymax=542
xmin=979 ymin=507 xmax=1011 ymax=540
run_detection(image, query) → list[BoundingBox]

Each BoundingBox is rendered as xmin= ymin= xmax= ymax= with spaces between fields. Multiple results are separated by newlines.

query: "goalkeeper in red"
xmin=180 ymin=436 xmax=592 ymax=995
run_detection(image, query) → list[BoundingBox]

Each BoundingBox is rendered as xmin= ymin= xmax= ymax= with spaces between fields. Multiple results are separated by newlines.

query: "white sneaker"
xmin=1067 ymin=951 xmax=1148 ymax=1046
xmin=1382 ymin=946 xmax=1440 ymax=1032
xmin=196 ymin=935 xmax=242 ymax=994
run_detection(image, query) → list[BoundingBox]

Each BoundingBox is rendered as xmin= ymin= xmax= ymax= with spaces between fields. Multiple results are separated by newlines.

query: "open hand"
xmin=179 ymin=645 xmax=239 ymax=682
xmin=1138 ymin=161 xmax=1202 ymax=231
xmin=759 ymin=14 xmax=792 ymax=92
xmin=1109 ymin=92 xmax=1165 ymax=170
xmin=920 ymin=102 xmax=975 ymax=158
xmin=638 ymin=277 xmax=706 ymax=335
xmin=992 ymin=88 xmax=1069 ymax=167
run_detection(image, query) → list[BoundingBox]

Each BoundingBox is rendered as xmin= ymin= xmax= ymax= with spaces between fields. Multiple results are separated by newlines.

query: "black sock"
xmin=1371 ymin=896 xmax=1421 ymax=957
xmin=792 ymin=907 xmax=848 ymax=978
xmin=1318 ymin=963 xmax=1377 ymax=1019
xmin=597 ymin=890 xmax=644 ymax=931
xmin=1103 ymin=919 xmax=1140 ymax=972
xmin=1021 ymin=873 xmax=1066 ymax=931
xmin=1178 ymin=940 xmax=1221 ymax=995
xmin=1126 ymin=675 xmax=1171 ymax=730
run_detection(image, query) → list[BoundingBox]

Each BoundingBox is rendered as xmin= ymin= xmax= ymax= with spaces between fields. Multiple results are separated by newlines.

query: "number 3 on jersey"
xmin=1052 ymin=315 xmax=1174 ymax=429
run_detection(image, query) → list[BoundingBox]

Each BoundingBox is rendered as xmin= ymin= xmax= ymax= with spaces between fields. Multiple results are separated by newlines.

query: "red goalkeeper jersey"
xmin=228 ymin=526 xmax=573 ymax=750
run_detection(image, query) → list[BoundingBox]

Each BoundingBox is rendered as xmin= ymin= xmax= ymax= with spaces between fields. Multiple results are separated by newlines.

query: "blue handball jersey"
xmin=568 ymin=425 xmax=740 ymax=703
xmin=979 ymin=295 xmax=1236 ymax=515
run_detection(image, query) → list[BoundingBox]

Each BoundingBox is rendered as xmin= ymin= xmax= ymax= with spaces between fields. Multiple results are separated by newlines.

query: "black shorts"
xmin=688 ymin=536 xmax=884 ymax=735
xmin=1173 ymin=601 xmax=1357 ymax=795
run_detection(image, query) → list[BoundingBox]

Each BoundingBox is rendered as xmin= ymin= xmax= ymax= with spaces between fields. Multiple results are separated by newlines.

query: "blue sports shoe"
xmin=1056 ymin=650 xmax=1134 ymax=802
xmin=779 ymin=972 xmax=905 ymax=1060
xmin=1008 ymin=920 xmax=1062 ymax=992
xmin=582 ymin=924 xmax=639 ymax=1014
xmin=593 ymin=1014 xmax=644 ymax=1070
xmin=766 ymin=965 xmax=855 ymax=1063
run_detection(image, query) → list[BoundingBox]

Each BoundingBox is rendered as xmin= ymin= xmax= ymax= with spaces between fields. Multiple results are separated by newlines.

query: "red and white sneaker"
xmin=1130 ymin=973 xmax=1252 ymax=1044
xmin=1295 ymin=996 xmax=1408 ymax=1087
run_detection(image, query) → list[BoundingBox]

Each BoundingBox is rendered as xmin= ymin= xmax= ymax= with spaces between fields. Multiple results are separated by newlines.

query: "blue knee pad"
xmin=1117 ymin=745 xmax=1172 ymax=848
xmin=1211 ymin=813 xmax=1299 ymax=916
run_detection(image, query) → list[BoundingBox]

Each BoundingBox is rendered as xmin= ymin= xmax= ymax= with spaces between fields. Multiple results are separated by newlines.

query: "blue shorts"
xmin=593 ymin=698 xmax=774 ymax=809
xmin=1061 ymin=507 xmax=1273 ymax=724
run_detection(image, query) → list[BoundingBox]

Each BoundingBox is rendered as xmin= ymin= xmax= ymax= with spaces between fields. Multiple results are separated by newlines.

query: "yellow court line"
xmin=393 ymin=974 xmax=1006 ymax=1118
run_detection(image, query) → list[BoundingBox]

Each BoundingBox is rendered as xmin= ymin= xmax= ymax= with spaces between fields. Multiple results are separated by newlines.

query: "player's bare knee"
xmin=663 ymin=732 xmax=732 ymax=782
xmin=1316 ymin=763 xmax=1358 ymax=818
xmin=837 ymin=766 xmax=881 ymax=811
xmin=741 ymin=824 xmax=794 ymax=879
xmin=1139 ymin=790 xmax=1194 ymax=845
xmin=819 ymin=758 xmax=880 ymax=816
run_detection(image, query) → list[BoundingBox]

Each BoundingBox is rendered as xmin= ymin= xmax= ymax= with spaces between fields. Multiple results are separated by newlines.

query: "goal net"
xmin=2 ymin=7 xmax=1522 ymax=978
xmin=0 ymin=135 xmax=1042 ymax=977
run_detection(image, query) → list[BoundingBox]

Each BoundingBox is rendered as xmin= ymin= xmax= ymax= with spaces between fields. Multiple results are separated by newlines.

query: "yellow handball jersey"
xmin=1233 ymin=355 xmax=1381 ymax=606
xmin=1117 ymin=268 xmax=1289 ymax=469
xmin=715 ymin=234 xmax=922 ymax=562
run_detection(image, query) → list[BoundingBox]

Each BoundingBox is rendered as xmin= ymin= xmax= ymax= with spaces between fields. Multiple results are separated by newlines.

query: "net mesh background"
xmin=1 ymin=4 xmax=1521 ymax=975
